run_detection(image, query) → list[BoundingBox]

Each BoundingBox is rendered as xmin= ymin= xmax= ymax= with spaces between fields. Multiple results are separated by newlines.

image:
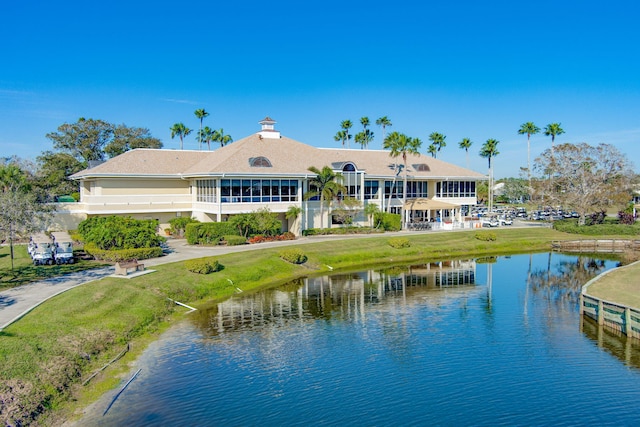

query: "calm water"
xmin=83 ymin=253 xmax=640 ymax=426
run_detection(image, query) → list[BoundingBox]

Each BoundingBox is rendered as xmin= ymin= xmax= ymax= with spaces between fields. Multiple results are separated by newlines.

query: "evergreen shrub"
xmin=185 ymin=259 xmax=219 ymax=274
xmin=279 ymin=249 xmax=308 ymax=264
xmin=185 ymin=222 xmax=238 ymax=245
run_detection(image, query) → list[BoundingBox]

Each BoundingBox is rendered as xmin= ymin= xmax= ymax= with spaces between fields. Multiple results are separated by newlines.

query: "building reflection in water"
xmin=194 ymin=259 xmax=480 ymax=335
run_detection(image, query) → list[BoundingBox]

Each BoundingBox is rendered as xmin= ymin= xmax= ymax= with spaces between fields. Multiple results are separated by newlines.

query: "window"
xmin=196 ymin=179 xmax=216 ymax=203
xmin=436 ymin=181 xmax=476 ymax=197
xmin=384 ymin=181 xmax=404 ymax=199
xmin=364 ymin=180 xmax=379 ymax=199
xmin=406 ymin=181 xmax=428 ymax=198
xmin=218 ymin=179 xmax=299 ymax=203
xmin=413 ymin=163 xmax=430 ymax=172
xmin=249 ymin=157 xmax=272 ymax=167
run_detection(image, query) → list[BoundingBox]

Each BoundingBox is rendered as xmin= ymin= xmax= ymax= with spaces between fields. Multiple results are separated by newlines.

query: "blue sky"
xmin=2 ymin=0 xmax=639 ymax=178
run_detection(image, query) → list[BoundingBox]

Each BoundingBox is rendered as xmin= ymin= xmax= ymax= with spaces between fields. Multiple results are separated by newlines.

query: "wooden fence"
xmin=580 ymin=261 xmax=640 ymax=339
xmin=553 ymin=239 xmax=640 ymax=253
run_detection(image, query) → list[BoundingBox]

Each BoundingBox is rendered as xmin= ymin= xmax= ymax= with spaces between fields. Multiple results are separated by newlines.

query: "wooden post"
xmin=624 ymin=307 xmax=632 ymax=336
xmin=598 ymin=299 xmax=604 ymax=326
xmin=579 ymin=293 xmax=584 ymax=315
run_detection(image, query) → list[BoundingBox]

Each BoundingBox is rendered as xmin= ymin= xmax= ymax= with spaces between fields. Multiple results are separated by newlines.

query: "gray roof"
xmin=71 ymin=132 xmax=485 ymax=180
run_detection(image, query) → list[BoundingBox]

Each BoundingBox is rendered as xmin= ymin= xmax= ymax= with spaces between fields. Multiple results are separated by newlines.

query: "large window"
xmin=436 ymin=181 xmax=476 ymax=198
xmin=406 ymin=181 xmax=428 ymax=198
xmin=364 ymin=180 xmax=379 ymax=199
xmin=196 ymin=179 xmax=216 ymax=202
xmin=220 ymin=179 xmax=298 ymax=203
xmin=384 ymin=181 xmax=404 ymax=199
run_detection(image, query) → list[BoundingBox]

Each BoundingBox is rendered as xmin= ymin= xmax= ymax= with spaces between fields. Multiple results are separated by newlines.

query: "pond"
xmin=83 ymin=253 xmax=640 ymax=426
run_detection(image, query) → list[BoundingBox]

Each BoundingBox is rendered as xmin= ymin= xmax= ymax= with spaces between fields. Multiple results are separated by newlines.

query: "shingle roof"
xmin=71 ymin=132 xmax=485 ymax=180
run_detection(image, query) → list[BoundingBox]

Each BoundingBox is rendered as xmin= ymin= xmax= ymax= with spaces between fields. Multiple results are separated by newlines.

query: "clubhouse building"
xmin=62 ymin=118 xmax=485 ymax=234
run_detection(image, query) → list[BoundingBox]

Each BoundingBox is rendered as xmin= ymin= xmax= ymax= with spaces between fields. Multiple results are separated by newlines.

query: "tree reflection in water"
xmin=527 ymin=255 xmax=609 ymax=310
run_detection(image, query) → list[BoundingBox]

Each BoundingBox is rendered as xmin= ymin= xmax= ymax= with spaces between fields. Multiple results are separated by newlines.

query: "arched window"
xmin=413 ymin=163 xmax=430 ymax=172
xmin=249 ymin=156 xmax=272 ymax=167
xmin=342 ymin=163 xmax=356 ymax=172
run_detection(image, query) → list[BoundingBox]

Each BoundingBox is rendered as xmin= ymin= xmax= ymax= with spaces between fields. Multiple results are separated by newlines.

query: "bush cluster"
xmin=475 ymin=232 xmax=497 ymax=241
xmin=78 ymin=216 xmax=165 ymax=250
xmin=248 ymin=232 xmax=297 ymax=243
xmin=185 ymin=222 xmax=238 ymax=245
xmin=374 ymin=212 xmax=402 ymax=231
xmin=185 ymin=259 xmax=220 ymax=274
xmin=553 ymin=219 xmax=640 ymax=236
xmin=168 ymin=217 xmax=199 ymax=237
xmin=223 ymin=235 xmax=247 ymax=246
xmin=303 ymin=227 xmax=380 ymax=236
xmin=279 ymin=249 xmax=308 ymax=264
xmin=83 ymin=243 xmax=163 ymax=261
xmin=388 ymin=237 xmax=411 ymax=249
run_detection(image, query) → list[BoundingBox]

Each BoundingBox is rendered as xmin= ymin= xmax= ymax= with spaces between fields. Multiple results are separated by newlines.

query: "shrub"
xmin=553 ymin=219 xmax=640 ymax=236
xmin=185 ymin=222 xmax=238 ymax=245
xmin=78 ymin=216 xmax=165 ymax=250
xmin=281 ymin=231 xmax=296 ymax=240
xmin=618 ymin=211 xmax=636 ymax=225
xmin=223 ymin=235 xmax=247 ymax=246
xmin=388 ymin=237 xmax=411 ymax=249
xmin=169 ymin=217 xmax=199 ymax=237
xmin=374 ymin=212 xmax=401 ymax=231
xmin=303 ymin=227 xmax=380 ymax=236
xmin=83 ymin=243 xmax=163 ymax=261
xmin=279 ymin=249 xmax=308 ymax=264
xmin=185 ymin=259 xmax=219 ymax=274
xmin=475 ymin=232 xmax=497 ymax=241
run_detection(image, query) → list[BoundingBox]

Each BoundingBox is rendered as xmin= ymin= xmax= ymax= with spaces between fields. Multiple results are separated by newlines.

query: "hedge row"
xmin=185 ymin=222 xmax=239 ymax=245
xmin=553 ymin=220 xmax=640 ymax=236
xmin=303 ymin=227 xmax=381 ymax=236
xmin=83 ymin=243 xmax=163 ymax=262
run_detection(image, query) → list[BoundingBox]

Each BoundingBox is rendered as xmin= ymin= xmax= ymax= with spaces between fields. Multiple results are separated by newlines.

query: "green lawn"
xmin=0 ymin=226 xmax=637 ymax=426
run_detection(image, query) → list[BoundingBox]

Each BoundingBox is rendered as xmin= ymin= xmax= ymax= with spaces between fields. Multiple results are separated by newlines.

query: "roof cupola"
xmin=258 ymin=116 xmax=280 ymax=139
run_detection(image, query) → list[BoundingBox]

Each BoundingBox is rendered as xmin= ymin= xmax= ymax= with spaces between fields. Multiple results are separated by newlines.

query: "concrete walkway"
xmin=0 ymin=233 xmax=386 ymax=330
xmin=0 ymin=222 xmax=540 ymax=330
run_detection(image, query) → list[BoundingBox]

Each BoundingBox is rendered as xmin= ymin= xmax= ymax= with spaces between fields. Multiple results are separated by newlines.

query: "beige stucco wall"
xmin=98 ymin=178 xmax=190 ymax=195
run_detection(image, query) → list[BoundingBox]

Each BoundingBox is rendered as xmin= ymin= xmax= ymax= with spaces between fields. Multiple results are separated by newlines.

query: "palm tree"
xmin=285 ymin=205 xmax=303 ymax=235
xmin=334 ymin=130 xmax=348 ymax=147
xmin=198 ymin=126 xmax=214 ymax=150
xmin=340 ymin=120 xmax=353 ymax=149
xmin=360 ymin=116 xmax=370 ymax=131
xmin=518 ymin=122 xmax=540 ymax=185
xmin=194 ymin=108 xmax=209 ymax=150
xmin=428 ymin=132 xmax=446 ymax=158
xmin=170 ymin=123 xmax=192 ymax=150
xmin=426 ymin=144 xmax=437 ymax=158
xmin=480 ymin=139 xmax=500 ymax=213
xmin=304 ymin=166 xmax=346 ymax=229
xmin=355 ymin=129 xmax=374 ymax=149
xmin=458 ymin=137 xmax=473 ymax=169
xmin=364 ymin=203 xmax=380 ymax=228
xmin=213 ymin=128 xmax=233 ymax=148
xmin=383 ymin=131 xmax=421 ymax=220
xmin=544 ymin=123 xmax=565 ymax=154
xmin=376 ymin=116 xmax=392 ymax=142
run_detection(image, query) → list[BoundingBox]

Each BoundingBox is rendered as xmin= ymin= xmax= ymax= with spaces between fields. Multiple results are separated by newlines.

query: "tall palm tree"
xmin=340 ymin=120 xmax=353 ymax=149
xmin=426 ymin=144 xmax=437 ymax=158
xmin=383 ymin=131 xmax=421 ymax=219
xmin=360 ymin=116 xmax=370 ymax=131
xmin=355 ymin=129 xmax=374 ymax=149
xmin=213 ymin=128 xmax=233 ymax=148
xmin=544 ymin=123 xmax=565 ymax=154
xmin=458 ymin=137 xmax=473 ymax=169
xmin=376 ymin=116 xmax=392 ymax=142
xmin=428 ymin=132 xmax=446 ymax=158
xmin=480 ymin=139 xmax=500 ymax=213
xmin=198 ymin=126 xmax=214 ymax=150
xmin=518 ymin=122 xmax=540 ymax=185
xmin=304 ymin=165 xmax=346 ymax=229
xmin=170 ymin=123 xmax=192 ymax=150
xmin=334 ymin=130 xmax=348 ymax=147
xmin=194 ymin=108 xmax=209 ymax=150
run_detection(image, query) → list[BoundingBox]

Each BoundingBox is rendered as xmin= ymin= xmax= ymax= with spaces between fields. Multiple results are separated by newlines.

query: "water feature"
xmin=83 ymin=253 xmax=640 ymax=426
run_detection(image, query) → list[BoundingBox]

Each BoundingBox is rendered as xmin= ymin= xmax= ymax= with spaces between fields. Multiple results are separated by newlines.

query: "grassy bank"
xmin=0 ymin=227 xmax=633 ymax=425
